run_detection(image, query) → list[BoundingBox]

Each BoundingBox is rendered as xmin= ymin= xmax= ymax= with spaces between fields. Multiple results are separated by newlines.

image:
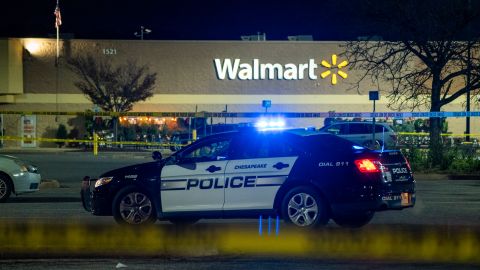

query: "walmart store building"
xmin=0 ymin=38 xmax=475 ymax=146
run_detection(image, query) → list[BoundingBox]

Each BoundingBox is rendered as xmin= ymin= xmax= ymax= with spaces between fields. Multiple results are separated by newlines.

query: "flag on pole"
xmin=54 ymin=1 xmax=61 ymax=63
xmin=54 ymin=4 xmax=62 ymax=28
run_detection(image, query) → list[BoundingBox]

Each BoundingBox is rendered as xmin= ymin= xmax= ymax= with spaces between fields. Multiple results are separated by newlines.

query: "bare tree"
xmin=343 ymin=0 xmax=480 ymax=165
xmin=68 ymin=54 xmax=157 ymax=141
xmin=67 ymin=54 xmax=157 ymax=112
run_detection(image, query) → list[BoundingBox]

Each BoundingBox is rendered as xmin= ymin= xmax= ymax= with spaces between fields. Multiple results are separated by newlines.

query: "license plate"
xmin=391 ymin=167 xmax=409 ymax=174
xmin=401 ymin=192 xmax=412 ymax=206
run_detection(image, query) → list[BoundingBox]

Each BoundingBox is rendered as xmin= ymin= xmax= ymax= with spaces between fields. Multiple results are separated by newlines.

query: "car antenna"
xmin=381 ymin=126 xmax=385 ymax=152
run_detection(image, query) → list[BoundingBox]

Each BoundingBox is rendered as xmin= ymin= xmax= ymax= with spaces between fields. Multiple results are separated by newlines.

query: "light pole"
xmin=466 ymin=41 xmax=471 ymax=142
xmin=466 ymin=0 xmax=472 ymax=142
xmin=134 ymin=26 xmax=152 ymax=40
xmin=369 ymin=90 xmax=380 ymax=148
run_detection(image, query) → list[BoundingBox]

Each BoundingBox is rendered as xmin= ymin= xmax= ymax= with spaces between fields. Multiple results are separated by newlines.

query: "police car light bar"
xmin=254 ymin=118 xmax=286 ymax=130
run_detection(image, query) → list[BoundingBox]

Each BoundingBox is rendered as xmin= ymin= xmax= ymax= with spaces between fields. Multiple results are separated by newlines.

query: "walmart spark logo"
xmin=320 ymin=54 xmax=348 ymax=85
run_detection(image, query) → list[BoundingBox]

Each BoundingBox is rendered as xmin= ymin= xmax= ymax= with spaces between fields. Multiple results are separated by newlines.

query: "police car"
xmin=81 ymin=128 xmax=415 ymax=228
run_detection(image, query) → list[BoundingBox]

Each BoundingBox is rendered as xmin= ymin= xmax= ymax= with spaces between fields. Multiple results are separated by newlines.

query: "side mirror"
xmin=152 ymin=151 xmax=162 ymax=161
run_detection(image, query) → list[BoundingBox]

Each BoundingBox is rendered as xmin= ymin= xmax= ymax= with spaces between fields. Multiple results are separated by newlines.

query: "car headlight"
xmin=14 ymin=160 xmax=36 ymax=173
xmin=95 ymin=177 xmax=114 ymax=188
xmin=19 ymin=164 xmax=28 ymax=172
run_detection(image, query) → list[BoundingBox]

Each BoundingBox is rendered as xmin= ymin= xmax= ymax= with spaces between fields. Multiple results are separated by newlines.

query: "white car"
xmin=319 ymin=122 xmax=397 ymax=149
xmin=0 ymin=155 xmax=41 ymax=202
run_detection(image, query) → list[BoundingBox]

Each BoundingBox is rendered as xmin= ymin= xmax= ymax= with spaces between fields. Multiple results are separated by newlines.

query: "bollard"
xmin=93 ymin=133 xmax=98 ymax=156
xmin=192 ymin=129 xmax=197 ymax=141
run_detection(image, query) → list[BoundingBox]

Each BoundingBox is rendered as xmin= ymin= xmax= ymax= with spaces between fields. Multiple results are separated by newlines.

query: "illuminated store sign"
xmin=214 ymin=54 xmax=348 ymax=85
xmin=320 ymin=54 xmax=348 ymax=85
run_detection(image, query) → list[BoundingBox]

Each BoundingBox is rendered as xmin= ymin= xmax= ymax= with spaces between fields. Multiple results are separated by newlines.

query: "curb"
xmin=413 ymin=173 xmax=449 ymax=181
xmin=39 ymin=179 xmax=60 ymax=189
xmin=413 ymin=173 xmax=480 ymax=181
xmin=448 ymin=174 xmax=480 ymax=180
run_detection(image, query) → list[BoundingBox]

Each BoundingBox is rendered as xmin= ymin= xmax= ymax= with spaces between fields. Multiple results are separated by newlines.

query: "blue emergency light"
xmin=254 ymin=118 xmax=286 ymax=129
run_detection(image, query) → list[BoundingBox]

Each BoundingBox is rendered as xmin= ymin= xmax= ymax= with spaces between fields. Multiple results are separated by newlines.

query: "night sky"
xmin=0 ymin=0 xmax=378 ymax=41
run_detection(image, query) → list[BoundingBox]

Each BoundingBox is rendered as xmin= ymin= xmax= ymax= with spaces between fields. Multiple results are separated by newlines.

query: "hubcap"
xmin=0 ymin=179 xmax=6 ymax=198
xmin=119 ymin=192 xmax=153 ymax=224
xmin=287 ymin=193 xmax=318 ymax=226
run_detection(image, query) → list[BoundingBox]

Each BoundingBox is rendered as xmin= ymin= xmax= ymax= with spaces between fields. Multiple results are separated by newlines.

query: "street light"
xmin=465 ymin=0 xmax=472 ymax=142
xmin=134 ymin=26 xmax=152 ymax=40
xmin=369 ymin=90 xmax=380 ymax=148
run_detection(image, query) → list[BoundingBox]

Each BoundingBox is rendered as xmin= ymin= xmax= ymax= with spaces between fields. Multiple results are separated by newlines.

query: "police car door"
xmin=160 ymin=137 xmax=231 ymax=213
xmin=224 ymin=133 xmax=299 ymax=211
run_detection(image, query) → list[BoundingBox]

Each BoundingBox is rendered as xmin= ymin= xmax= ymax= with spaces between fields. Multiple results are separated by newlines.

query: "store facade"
xmin=0 ymin=38 xmax=475 ymax=146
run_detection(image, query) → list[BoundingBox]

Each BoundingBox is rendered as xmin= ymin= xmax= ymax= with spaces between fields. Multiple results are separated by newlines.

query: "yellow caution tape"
xmin=0 ymin=136 xmax=189 ymax=147
xmin=0 ymin=222 xmax=479 ymax=263
xmin=398 ymin=132 xmax=480 ymax=137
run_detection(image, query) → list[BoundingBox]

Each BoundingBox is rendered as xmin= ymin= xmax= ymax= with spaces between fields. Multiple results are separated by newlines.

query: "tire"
xmin=168 ymin=218 xmax=199 ymax=226
xmin=333 ymin=211 xmax=375 ymax=228
xmin=112 ymin=186 xmax=157 ymax=225
xmin=281 ymin=186 xmax=329 ymax=228
xmin=0 ymin=175 xmax=12 ymax=203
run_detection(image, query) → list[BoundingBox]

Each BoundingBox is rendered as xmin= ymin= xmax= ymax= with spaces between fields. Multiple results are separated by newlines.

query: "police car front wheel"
xmin=113 ymin=187 xmax=157 ymax=225
xmin=282 ymin=186 xmax=329 ymax=228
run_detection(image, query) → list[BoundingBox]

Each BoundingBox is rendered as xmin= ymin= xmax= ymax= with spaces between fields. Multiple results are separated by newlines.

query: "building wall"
xmin=0 ymin=38 xmax=477 ymax=146
xmin=23 ymin=39 xmax=375 ymax=95
xmin=0 ymin=39 xmax=23 ymax=97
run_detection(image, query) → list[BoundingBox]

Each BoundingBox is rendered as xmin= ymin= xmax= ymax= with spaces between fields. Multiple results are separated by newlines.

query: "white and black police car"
xmin=81 ymin=127 xmax=415 ymax=228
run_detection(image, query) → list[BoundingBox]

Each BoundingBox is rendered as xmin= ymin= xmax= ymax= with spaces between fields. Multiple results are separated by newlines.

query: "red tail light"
xmin=355 ymin=159 xmax=380 ymax=173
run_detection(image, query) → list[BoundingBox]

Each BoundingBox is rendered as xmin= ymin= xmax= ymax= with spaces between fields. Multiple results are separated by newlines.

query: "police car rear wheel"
xmin=333 ymin=211 xmax=374 ymax=228
xmin=113 ymin=187 xmax=157 ymax=225
xmin=282 ymin=186 xmax=329 ymax=228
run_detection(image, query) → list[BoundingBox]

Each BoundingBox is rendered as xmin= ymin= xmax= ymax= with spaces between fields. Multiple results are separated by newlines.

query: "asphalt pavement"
xmin=0 ymin=149 xmax=479 ymax=268
xmin=1 ymin=257 xmax=479 ymax=270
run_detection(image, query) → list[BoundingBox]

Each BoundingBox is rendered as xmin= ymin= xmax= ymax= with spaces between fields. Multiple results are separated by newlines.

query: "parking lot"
xmin=0 ymin=179 xmax=468 ymax=227
xmin=0 ymin=150 xmax=479 ymax=269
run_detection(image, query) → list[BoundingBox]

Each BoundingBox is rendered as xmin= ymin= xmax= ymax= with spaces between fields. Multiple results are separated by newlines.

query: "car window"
xmin=375 ymin=125 xmax=388 ymax=132
xmin=349 ymin=123 xmax=370 ymax=134
xmin=324 ymin=124 xmax=348 ymax=135
xmin=230 ymin=133 xmax=262 ymax=159
xmin=306 ymin=134 xmax=355 ymax=155
xmin=175 ymin=138 xmax=231 ymax=163
xmin=230 ymin=133 xmax=300 ymax=159
xmin=268 ymin=135 xmax=300 ymax=157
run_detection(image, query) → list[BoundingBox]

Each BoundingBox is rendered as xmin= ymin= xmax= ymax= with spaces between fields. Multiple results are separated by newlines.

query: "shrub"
xmin=402 ymin=147 xmax=430 ymax=171
xmin=56 ymin=124 xmax=68 ymax=147
xmin=403 ymin=145 xmax=480 ymax=174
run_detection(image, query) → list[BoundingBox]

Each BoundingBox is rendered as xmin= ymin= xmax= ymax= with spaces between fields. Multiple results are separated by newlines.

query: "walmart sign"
xmin=213 ymin=55 xmax=348 ymax=85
